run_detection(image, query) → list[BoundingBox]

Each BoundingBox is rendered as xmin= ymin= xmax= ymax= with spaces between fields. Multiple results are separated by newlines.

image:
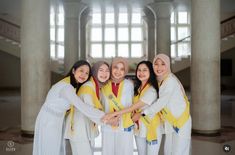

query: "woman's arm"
xmin=143 ymin=78 xmax=176 ymax=115
xmin=60 ymin=84 xmax=105 ymax=124
xmin=102 ymin=87 xmax=157 ymax=121
xmin=101 ymin=100 xmax=145 ymax=122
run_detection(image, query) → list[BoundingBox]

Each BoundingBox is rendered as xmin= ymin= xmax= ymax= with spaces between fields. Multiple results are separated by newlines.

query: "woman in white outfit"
xmin=103 ymin=60 xmax=162 ymax=155
xmin=65 ymin=61 xmax=110 ymax=155
xmin=142 ymin=54 xmax=192 ymax=155
xmin=33 ymin=60 xmax=106 ymax=155
xmin=101 ymin=57 xmax=134 ymax=155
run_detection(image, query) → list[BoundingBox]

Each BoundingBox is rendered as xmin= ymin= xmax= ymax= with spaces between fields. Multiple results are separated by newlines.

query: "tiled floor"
xmin=0 ymin=89 xmax=235 ymax=155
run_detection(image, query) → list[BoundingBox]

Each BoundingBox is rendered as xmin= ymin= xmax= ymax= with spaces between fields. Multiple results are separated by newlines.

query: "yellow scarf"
xmin=102 ymin=80 xmax=134 ymax=131
xmin=160 ymin=95 xmax=190 ymax=133
xmin=77 ymin=77 xmax=103 ymax=111
xmin=133 ymin=84 xmax=161 ymax=144
xmin=67 ymin=77 xmax=104 ymax=134
xmin=159 ymin=74 xmax=190 ymax=133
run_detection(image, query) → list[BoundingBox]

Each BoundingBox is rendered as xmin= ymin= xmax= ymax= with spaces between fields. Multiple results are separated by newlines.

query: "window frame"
xmin=87 ymin=6 xmax=147 ymax=60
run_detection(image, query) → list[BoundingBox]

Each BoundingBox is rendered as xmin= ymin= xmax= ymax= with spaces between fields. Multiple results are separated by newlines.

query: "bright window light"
xmin=58 ymin=45 xmax=64 ymax=58
xmin=118 ymin=28 xmax=128 ymax=41
xmin=50 ymin=28 xmax=55 ymax=41
xmin=178 ymin=12 xmax=188 ymax=24
xmin=50 ymin=44 xmax=56 ymax=58
xmin=57 ymin=12 xmax=64 ymax=26
xmin=178 ymin=43 xmax=189 ymax=56
xmin=105 ymin=44 xmax=115 ymax=57
xmin=131 ymin=43 xmax=142 ymax=57
xmin=105 ymin=13 xmax=114 ymax=24
xmin=131 ymin=28 xmax=142 ymax=41
xmin=171 ymin=12 xmax=175 ymax=24
xmin=178 ymin=27 xmax=188 ymax=40
xmin=88 ymin=6 xmax=146 ymax=59
xmin=92 ymin=13 xmax=102 ymax=24
xmin=119 ymin=13 xmax=128 ymax=24
xmin=171 ymin=27 xmax=176 ymax=41
xmin=132 ymin=13 xmax=141 ymax=24
xmin=91 ymin=28 xmax=102 ymax=41
xmin=118 ymin=44 xmax=129 ymax=57
xmin=171 ymin=44 xmax=176 ymax=58
xmin=105 ymin=28 xmax=115 ymax=41
xmin=91 ymin=44 xmax=102 ymax=58
xmin=57 ymin=28 xmax=64 ymax=42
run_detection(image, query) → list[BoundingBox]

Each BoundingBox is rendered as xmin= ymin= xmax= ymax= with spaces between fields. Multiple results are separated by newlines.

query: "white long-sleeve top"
xmin=135 ymin=86 xmax=163 ymax=138
xmin=101 ymin=79 xmax=134 ymax=132
xmin=33 ymin=81 xmax=105 ymax=155
xmin=143 ymin=73 xmax=191 ymax=138
xmin=64 ymin=80 xmax=101 ymax=141
xmin=45 ymin=81 xmax=105 ymax=122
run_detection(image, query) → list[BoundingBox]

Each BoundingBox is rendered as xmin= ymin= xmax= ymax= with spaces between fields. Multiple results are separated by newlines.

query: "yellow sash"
xmin=77 ymin=77 xmax=103 ymax=111
xmin=160 ymin=95 xmax=190 ymax=133
xmin=68 ymin=77 xmax=103 ymax=133
xmin=102 ymin=80 xmax=134 ymax=131
xmin=159 ymin=74 xmax=190 ymax=133
xmin=133 ymin=84 xmax=161 ymax=144
xmin=77 ymin=77 xmax=103 ymax=132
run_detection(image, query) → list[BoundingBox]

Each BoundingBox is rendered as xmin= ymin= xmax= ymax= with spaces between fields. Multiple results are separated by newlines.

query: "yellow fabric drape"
xmin=133 ymin=84 xmax=161 ymax=144
xmin=102 ymin=81 xmax=134 ymax=131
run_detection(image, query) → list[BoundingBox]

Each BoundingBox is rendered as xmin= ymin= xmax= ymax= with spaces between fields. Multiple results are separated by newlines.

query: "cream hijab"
xmin=153 ymin=53 xmax=171 ymax=82
xmin=111 ymin=57 xmax=129 ymax=83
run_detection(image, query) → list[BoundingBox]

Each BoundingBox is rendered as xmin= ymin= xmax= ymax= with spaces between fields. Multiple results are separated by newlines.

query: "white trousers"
xmin=135 ymin=135 xmax=162 ymax=155
xmin=70 ymin=140 xmax=93 ymax=155
xmin=102 ymin=130 xmax=133 ymax=155
xmin=164 ymin=133 xmax=191 ymax=155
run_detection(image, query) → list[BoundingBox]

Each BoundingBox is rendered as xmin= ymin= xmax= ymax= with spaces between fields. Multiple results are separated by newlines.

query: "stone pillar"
xmin=148 ymin=0 xmax=173 ymax=56
xmin=21 ymin=0 xmax=51 ymax=135
xmin=143 ymin=7 xmax=156 ymax=61
xmin=191 ymin=0 xmax=220 ymax=134
xmin=63 ymin=0 xmax=87 ymax=74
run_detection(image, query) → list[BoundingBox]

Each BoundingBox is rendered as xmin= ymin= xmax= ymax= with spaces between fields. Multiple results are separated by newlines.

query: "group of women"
xmin=32 ymin=54 xmax=192 ymax=155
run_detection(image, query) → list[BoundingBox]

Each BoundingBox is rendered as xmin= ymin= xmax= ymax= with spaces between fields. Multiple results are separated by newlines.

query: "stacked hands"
xmin=101 ymin=111 xmax=142 ymax=127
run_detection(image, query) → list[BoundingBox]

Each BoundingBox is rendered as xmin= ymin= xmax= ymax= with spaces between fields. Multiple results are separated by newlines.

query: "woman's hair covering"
xmin=111 ymin=57 xmax=129 ymax=83
xmin=91 ymin=61 xmax=110 ymax=87
xmin=153 ymin=53 xmax=171 ymax=73
xmin=111 ymin=57 xmax=129 ymax=75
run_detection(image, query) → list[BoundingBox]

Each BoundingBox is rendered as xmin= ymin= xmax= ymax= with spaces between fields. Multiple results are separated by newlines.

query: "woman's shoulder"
xmin=163 ymin=73 xmax=178 ymax=86
xmin=148 ymin=85 xmax=157 ymax=92
xmin=165 ymin=73 xmax=183 ymax=88
xmin=124 ymin=79 xmax=134 ymax=86
xmin=82 ymin=80 xmax=93 ymax=87
xmin=55 ymin=80 xmax=73 ymax=90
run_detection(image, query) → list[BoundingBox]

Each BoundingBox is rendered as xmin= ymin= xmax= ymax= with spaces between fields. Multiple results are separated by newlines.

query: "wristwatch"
xmin=141 ymin=112 xmax=146 ymax=117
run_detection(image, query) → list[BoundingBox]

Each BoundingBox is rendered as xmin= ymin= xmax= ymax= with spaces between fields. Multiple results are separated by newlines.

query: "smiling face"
xmin=153 ymin=58 xmax=168 ymax=77
xmin=97 ymin=64 xmax=110 ymax=83
xmin=112 ymin=62 xmax=125 ymax=80
xmin=137 ymin=63 xmax=150 ymax=84
xmin=73 ymin=65 xmax=90 ymax=83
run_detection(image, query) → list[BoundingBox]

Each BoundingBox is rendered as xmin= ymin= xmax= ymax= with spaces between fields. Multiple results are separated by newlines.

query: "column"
xmin=191 ymin=0 xmax=220 ymax=134
xmin=63 ymin=0 xmax=87 ymax=74
xmin=144 ymin=7 xmax=156 ymax=61
xmin=148 ymin=0 xmax=173 ymax=56
xmin=21 ymin=0 xmax=51 ymax=135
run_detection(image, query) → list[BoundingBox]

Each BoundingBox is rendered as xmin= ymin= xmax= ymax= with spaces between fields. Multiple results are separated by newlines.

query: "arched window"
xmin=87 ymin=5 xmax=147 ymax=61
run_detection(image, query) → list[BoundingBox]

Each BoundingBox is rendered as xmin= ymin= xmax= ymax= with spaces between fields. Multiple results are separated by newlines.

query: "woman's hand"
xmin=101 ymin=111 xmax=121 ymax=123
xmin=106 ymin=115 xmax=121 ymax=127
xmin=131 ymin=112 xmax=141 ymax=122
